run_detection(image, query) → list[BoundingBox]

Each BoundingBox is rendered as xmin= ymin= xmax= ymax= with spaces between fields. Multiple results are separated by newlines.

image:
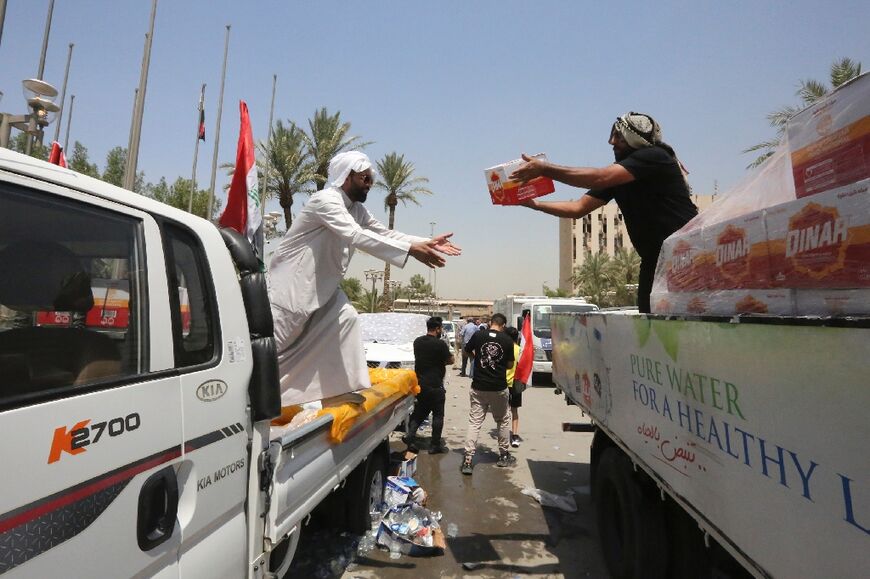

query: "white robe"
xmin=268 ymin=186 xmax=427 ymax=406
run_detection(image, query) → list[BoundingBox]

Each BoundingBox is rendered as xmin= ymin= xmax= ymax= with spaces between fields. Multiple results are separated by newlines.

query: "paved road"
xmin=288 ymin=372 xmax=608 ymax=579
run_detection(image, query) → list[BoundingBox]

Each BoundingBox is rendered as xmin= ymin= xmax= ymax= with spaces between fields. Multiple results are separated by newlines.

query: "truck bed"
xmin=551 ymin=311 xmax=870 ymax=578
xmin=263 ymin=393 xmax=413 ymax=544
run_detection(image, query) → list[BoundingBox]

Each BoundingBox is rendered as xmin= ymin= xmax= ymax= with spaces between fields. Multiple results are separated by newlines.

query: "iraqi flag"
xmin=515 ymin=311 xmax=534 ymax=385
xmin=197 ymin=95 xmax=206 ymax=140
xmin=48 ymin=141 xmax=66 ymax=167
xmin=219 ymin=101 xmax=263 ymax=258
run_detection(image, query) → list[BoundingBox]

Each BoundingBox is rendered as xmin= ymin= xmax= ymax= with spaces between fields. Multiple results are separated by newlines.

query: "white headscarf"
xmin=327 ymin=151 xmax=375 ymax=188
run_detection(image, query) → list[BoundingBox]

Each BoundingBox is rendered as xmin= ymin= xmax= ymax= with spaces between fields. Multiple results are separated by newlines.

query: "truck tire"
xmin=594 ymin=447 xmax=668 ymax=579
xmin=345 ymin=447 xmax=388 ymax=534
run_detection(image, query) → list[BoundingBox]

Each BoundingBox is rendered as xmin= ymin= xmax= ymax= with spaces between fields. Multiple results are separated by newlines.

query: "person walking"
xmin=458 ymin=317 xmax=479 ymax=377
xmin=406 ymin=316 xmax=453 ymax=454
xmin=504 ymin=326 xmax=523 ymax=448
xmin=461 ymin=313 xmax=516 ymax=474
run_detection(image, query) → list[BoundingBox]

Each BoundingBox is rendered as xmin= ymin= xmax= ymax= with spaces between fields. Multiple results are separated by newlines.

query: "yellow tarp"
xmin=271 ymin=369 xmax=419 ymax=443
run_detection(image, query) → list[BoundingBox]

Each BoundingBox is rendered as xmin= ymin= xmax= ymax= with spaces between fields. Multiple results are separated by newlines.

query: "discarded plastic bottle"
xmin=389 ymin=541 xmax=401 ymax=560
xmin=370 ymin=509 xmax=382 ymax=531
xmin=446 ymin=523 xmax=459 ymax=538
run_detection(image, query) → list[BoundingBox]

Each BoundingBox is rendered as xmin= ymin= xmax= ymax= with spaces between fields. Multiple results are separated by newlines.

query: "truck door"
xmin=0 ymin=179 xmax=182 ymax=577
xmin=161 ymin=223 xmax=251 ymax=578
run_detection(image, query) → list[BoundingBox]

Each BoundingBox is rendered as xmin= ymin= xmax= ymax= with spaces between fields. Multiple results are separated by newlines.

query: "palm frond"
xmin=745 ymin=57 xmax=862 ymax=171
xmin=830 ymin=57 xmax=862 ymax=88
xmin=797 ymin=79 xmax=829 ymax=105
xmin=375 ymin=152 xmax=434 ymax=212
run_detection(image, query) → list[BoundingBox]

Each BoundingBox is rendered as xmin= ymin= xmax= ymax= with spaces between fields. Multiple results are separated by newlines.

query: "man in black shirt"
xmin=461 ymin=313 xmax=516 ymax=474
xmin=510 ymin=112 xmax=698 ymax=313
xmin=406 ymin=317 xmax=454 ymax=454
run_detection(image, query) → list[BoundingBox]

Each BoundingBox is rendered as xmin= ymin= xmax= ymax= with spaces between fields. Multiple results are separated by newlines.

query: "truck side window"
xmin=163 ymin=224 xmax=217 ymax=368
xmin=0 ymin=186 xmax=145 ymax=407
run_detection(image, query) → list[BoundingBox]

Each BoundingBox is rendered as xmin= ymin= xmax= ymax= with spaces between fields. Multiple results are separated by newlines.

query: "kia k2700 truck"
xmin=0 ymin=149 xmax=413 ymax=578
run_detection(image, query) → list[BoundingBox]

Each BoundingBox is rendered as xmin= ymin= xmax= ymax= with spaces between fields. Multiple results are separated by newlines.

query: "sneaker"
xmin=496 ymin=452 xmax=517 ymax=467
xmin=460 ymin=454 xmax=474 ymax=475
xmin=458 ymin=372 xmax=467 ymax=377
xmin=429 ymin=444 xmax=449 ymax=454
xmin=510 ymin=434 xmax=521 ymax=448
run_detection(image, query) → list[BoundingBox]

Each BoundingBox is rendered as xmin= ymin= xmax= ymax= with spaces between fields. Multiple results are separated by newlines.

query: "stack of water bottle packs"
xmin=651 ymin=73 xmax=870 ymax=317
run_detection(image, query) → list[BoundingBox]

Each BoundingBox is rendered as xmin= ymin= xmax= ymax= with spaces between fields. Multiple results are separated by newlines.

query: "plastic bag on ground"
xmin=521 ymin=487 xmax=578 ymax=512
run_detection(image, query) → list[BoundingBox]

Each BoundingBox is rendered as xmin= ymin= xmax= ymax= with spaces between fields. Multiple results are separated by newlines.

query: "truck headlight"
xmin=534 ymin=347 xmax=547 ymax=361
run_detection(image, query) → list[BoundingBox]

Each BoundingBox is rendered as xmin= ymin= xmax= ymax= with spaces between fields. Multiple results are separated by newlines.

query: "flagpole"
xmin=207 ymin=24 xmax=231 ymax=220
xmin=123 ymin=0 xmax=158 ymax=191
xmin=63 ymin=94 xmax=74 ymax=151
xmin=25 ymin=0 xmax=54 ymax=155
xmin=126 ymin=88 xmax=138 ymax=171
xmin=189 ymin=83 xmax=205 ymax=213
xmin=53 ymin=42 xmax=74 ymax=143
xmin=261 ymin=73 xmax=277 ymax=207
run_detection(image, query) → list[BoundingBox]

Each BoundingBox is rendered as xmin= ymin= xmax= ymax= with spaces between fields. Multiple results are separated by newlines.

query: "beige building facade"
xmin=558 ymin=194 xmax=716 ymax=291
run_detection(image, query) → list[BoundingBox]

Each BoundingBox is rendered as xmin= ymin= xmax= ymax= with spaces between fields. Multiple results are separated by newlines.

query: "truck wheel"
xmin=346 ymin=449 xmax=388 ymax=534
xmin=594 ymin=447 xmax=668 ymax=579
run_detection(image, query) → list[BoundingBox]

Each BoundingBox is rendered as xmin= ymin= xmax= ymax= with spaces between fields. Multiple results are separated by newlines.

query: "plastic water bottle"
xmin=370 ymin=509 xmax=382 ymax=532
xmin=389 ymin=541 xmax=401 ymax=560
xmin=446 ymin=523 xmax=459 ymax=538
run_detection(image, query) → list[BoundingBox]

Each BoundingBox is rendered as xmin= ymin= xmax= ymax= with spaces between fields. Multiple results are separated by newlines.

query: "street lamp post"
xmin=363 ymin=269 xmax=384 ymax=313
xmin=386 ymin=279 xmax=402 ymax=311
xmin=0 ymin=78 xmax=59 ymax=150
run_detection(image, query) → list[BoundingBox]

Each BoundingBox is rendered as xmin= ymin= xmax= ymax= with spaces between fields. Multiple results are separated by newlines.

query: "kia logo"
xmin=196 ymin=380 xmax=228 ymax=402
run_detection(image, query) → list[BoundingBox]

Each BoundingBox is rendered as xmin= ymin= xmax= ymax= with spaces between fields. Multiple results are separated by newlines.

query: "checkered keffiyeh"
xmin=613 ymin=112 xmax=662 ymax=149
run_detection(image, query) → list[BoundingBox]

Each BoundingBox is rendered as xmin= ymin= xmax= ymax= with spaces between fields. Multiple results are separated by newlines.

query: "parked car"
xmin=359 ymin=312 xmax=428 ymax=368
xmin=441 ymin=320 xmax=457 ymax=352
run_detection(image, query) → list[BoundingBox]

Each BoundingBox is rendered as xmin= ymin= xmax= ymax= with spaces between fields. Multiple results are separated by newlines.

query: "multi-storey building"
xmin=558 ymin=194 xmax=716 ymax=291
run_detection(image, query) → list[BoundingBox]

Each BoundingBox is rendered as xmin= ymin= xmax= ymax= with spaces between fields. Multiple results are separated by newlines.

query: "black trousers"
xmin=408 ymin=387 xmax=446 ymax=446
xmin=638 ymin=253 xmax=658 ymax=314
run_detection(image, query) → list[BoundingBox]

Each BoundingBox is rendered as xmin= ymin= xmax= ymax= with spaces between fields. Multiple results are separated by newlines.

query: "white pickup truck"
xmin=551 ymin=310 xmax=869 ymax=578
xmin=0 ymin=148 xmax=413 ymax=578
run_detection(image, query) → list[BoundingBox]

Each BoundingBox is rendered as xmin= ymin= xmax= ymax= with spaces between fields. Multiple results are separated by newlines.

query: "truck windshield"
xmin=532 ymin=304 xmax=596 ymax=338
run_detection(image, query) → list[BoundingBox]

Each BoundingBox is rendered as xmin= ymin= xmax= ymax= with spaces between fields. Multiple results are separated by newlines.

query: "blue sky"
xmin=1 ymin=1 xmax=868 ymax=299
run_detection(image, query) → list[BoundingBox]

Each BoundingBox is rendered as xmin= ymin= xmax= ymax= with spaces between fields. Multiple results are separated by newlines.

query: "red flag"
xmin=48 ymin=142 xmax=66 ymax=168
xmin=196 ymin=85 xmax=206 ymax=140
xmin=516 ymin=311 xmax=533 ymax=384
xmin=219 ymin=101 xmax=263 ymax=257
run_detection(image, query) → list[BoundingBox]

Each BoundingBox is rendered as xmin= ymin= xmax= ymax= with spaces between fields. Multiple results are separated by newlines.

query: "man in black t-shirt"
xmin=510 ymin=112 xmax=698 ymax=313
xmin=460 ymin=313 xmax=516 ymax=474
xmin=406 ymin=317 xmax=454 ymax=454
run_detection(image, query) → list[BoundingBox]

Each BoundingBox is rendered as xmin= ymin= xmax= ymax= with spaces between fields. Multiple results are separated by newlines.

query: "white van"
xmin=492 ymin=295 xmax=598 ymax=380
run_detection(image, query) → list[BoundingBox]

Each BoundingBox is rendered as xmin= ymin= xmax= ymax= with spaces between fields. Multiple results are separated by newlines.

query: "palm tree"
xmin=306 ymin=108 xmax=370 ymax=190
xmin=374 ymin=152 xmax=433 ymax=294
xmin=607 ymin=247 xmax=641 ymax=306
xmin=340 ymin=277 xmax=363 ymax=303
xmin=352 ymin=288 xmax=386 ymax=313
xmin=744 ymin=57 xmax=862 ymax=168
xmin=572 ymin=252 xmax=614 ymax=307
xmin=259 ymin=120 xmax=314 ymax=230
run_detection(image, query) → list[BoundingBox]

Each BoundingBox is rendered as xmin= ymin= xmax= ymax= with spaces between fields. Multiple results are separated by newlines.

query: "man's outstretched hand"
xmin=430 ymin=233 xmax=462 ymax=256
xmin=409 ymin=233 xmax=461 ymax=268
xmin=509 ymin=153 xmax=546 ymax=183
